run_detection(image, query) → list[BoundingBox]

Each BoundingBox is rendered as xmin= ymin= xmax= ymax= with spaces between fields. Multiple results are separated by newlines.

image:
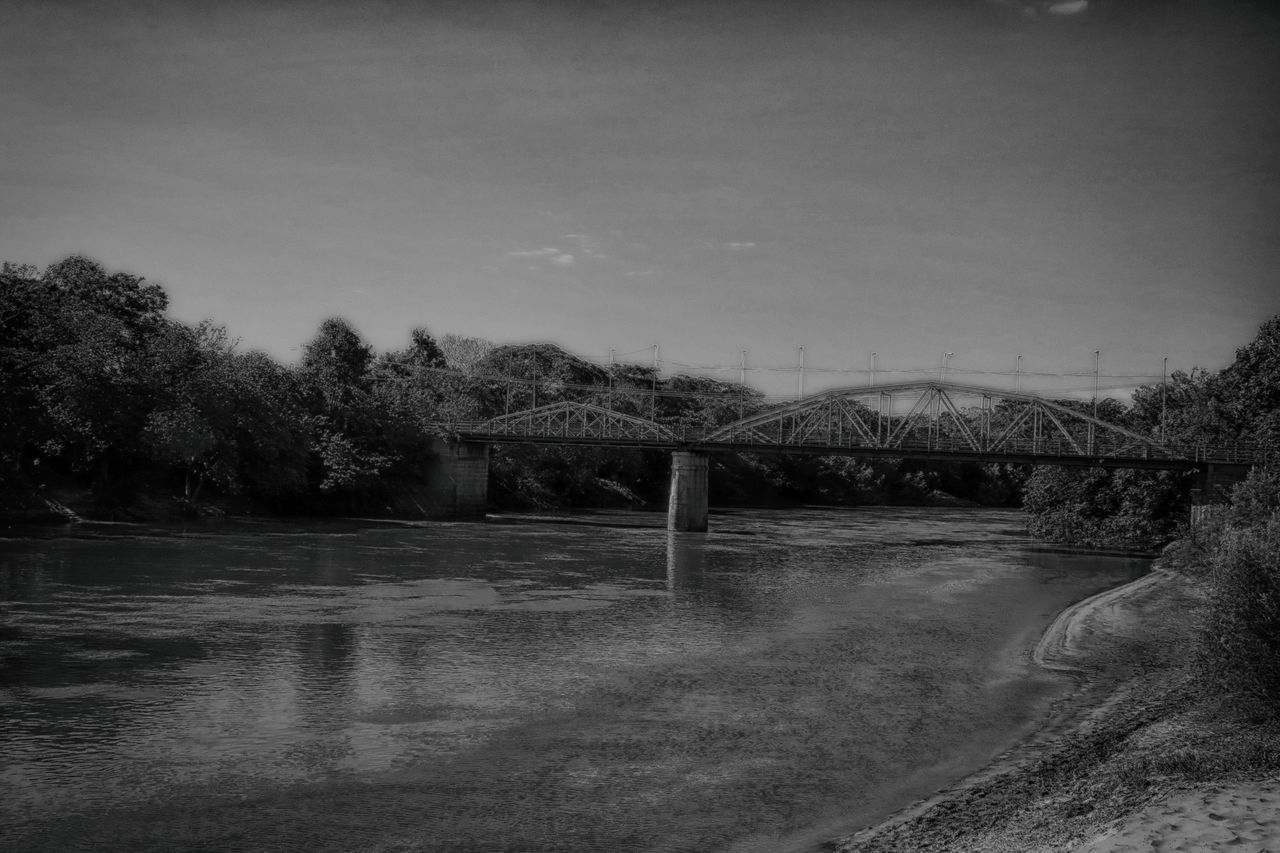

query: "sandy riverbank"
xmin=831 ymin=565 xmax=1280 ymax=852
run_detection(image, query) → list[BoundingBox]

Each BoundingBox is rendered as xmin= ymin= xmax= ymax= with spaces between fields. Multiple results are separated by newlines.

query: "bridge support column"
xmin=424 ymin=439 xmax=490 ymax=519
xmin=668 ymin=451 xmax=709 ymax=532
xmin=1190 ymin=463 xmax=1250 ymax=534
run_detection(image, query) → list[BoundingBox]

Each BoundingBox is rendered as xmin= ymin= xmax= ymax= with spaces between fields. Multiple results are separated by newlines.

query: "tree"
xmin=300 ymin=317 xmax=374 ymax=414
xmin=1023 ymin=465 xmax=1189 ymax=549
xmin=43 ymin=255 xmax=168 ymax=337
xmin=297 ymin=318 xmax=396 ymax=502
xmin=1216 ymin=316 xmax=1280 ymax=444
xmin=439 ymin=333 xmax=494 ymax=373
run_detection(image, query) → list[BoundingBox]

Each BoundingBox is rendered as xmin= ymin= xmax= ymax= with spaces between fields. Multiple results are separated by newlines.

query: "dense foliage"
xmin=1193 ymin=467 xmax=1280 ymax=719
xmin=1023 ymin=316 xmax=1280 ymax=549
xmin=2 ymin=256 xmax=1028 ymax=520
xmin=11 ymin=255 xmax=1268 ymax=525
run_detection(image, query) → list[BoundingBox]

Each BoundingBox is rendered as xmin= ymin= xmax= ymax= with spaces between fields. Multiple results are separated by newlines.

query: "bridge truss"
xmin=452 ymin=380 xmax=1268 ymax=469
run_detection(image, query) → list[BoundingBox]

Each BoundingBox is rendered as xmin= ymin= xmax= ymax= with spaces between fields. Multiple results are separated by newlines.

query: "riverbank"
xmin=832 ymin=559 xmax=1280 ymax=852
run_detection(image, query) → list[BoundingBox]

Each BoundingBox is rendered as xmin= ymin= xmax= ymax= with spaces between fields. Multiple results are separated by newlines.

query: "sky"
xmin=2 ymin=0 xmax=1278 ymax=399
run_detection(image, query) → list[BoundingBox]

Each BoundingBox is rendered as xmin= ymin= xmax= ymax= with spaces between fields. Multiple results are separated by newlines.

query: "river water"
xmin=0 ymin=507 xmax=1147 ymax=853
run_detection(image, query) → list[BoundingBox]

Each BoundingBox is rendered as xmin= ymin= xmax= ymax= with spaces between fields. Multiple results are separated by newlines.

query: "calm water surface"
xmin=0 ymin=507 xmax=1148 ymax=852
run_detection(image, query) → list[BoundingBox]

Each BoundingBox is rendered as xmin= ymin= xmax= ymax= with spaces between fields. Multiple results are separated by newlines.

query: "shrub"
xmin=1228 ymin=465 xmax=1280 ymax=528
xmin=1199 ymin=512 xmax=1280 ymax=718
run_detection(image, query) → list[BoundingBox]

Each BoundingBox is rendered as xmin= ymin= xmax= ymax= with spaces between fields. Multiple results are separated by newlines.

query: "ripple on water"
xmin=0 ymin=508 xmax=1146 ymax=853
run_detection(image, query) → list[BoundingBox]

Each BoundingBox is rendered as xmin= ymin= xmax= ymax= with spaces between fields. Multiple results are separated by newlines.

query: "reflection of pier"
xmin=666 ymin=532 xmax=705 ymax=591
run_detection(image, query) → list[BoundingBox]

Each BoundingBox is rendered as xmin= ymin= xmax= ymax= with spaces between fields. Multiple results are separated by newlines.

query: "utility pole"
xmin=797 ymin=346 xmax=805 ymax=400
xmin=608 ymin=347 xmax=615 ymax=411
xmin=739 ymin=349 xmax=747 ymax=387
xmin=1090 ymin=349 xmax=1100 ymax=455
xmin=651 ymin=344 xmax=659 ymax=420
xmin=1161 ymin=356 xmax=1168 ymax=444
xmin=1093 ymin=350 xmax=1100 ymax=419
xmin=869 ymin=351 xmax=876 ymax=388
xmin=1014 ymin=354 xmax=1022 ymax=392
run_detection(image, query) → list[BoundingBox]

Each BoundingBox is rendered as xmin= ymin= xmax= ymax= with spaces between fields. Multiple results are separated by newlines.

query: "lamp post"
xmin=1161 ymin=356 xmax=1168 ymax=444
xmin=869 ymin=351 xmax=876 ymax=388
xmin=797 ymin=346 xmax=805 ymax=400
xmin=939 ymin=352 xmax=954 ymax=382
xmin=1093 ymin=350 xmax=1100 ymax=419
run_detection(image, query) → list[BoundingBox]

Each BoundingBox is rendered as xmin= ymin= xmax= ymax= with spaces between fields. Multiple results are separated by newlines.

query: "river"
xmin=0 ymin=507 xmax=1147 ymax=852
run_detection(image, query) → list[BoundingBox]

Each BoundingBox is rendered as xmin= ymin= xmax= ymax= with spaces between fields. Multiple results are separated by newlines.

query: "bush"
xmin=1228 ymin=465 xmax=1280 ymax=528
xmin=1199 ymin=512 xmax=1280 ymax=718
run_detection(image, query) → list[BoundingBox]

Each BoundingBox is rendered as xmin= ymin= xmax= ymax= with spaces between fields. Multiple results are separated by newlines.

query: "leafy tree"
xmin=439 ymin=333 xmax=494 ymax=373
xmin=1024 ymin=465 xmax=1189 ymax=548
xmin=301 ymin=317 xmax=374 ymax=416
xmin=222 ymin=350 xmax=310 ymax=501
xmin=1216 ymin=316 xmax=1280 ymax=444
xmin=298 ymin=318 xmax=390 ymax=500
xmin=1130 ymin=368 xmax=1234 ymax=447
xmin=43 ymin=255 xmax=168 ymax=338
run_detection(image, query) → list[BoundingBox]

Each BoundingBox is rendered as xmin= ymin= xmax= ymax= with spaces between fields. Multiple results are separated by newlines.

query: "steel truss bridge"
xmin=446 ymin=380 xmax=1270 ymax=470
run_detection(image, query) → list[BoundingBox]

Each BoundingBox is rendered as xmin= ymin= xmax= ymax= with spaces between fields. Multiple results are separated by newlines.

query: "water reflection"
xmin=0 ymin=509 xmax=1149 ymax=853
xmin=666 ymin=532 xmax=706 ymax=590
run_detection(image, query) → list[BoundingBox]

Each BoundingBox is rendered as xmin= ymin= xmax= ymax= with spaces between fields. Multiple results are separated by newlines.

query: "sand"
xmin=1079 ymin=781 xmax=1280 ymax=852
xmin=834 ymin=566 xmax=1280 ymax=852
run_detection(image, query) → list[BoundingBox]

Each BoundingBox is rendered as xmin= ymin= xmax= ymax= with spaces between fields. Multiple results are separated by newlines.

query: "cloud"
xmin=1046 ymin=1 xmax=1087 ymax=15
xmin=726 ymin=242 xmax=756 ymax=250
xmin=508 ymin=247 xmax=561 ymax=258
xmin=508 ymin=246 xmax=576 ymax=266
xmin=561 ymin=233 xmax=607 ymax=259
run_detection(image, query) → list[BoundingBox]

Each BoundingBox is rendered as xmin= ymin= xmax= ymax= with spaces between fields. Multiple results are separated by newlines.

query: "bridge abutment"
xmin=423 ymin=439 xmax=490 ymax=519
xmin=668 ymin=451 xmax=709 ymax=532
xmin=1190 ymin=463 xmax=1252 ymax=532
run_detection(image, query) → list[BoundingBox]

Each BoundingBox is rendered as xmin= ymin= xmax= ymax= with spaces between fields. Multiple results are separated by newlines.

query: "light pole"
xmin=797 ymin=346 xmax=805 ymax=400
xmin=939 ymin=352 xmax=954 ymax=382
xmin=1014 ymin=353 xmax=1022 ymax=392
xmin=1093 ymin=349 xmax=1100 ymax=419
xmin=1161 ymin=356 xmax=1168 ymax=444
xmin=651 ymin=344 xmax=659 ymax=420
xmin=869 ymin=351 xmax=876 ymax=387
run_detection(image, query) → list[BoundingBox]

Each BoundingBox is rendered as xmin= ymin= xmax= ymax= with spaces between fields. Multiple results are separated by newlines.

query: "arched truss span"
xmin=471 ymin=401 xmax=678 ymax=445
xmin=704 ymin=381 xmax=1181 ymax=462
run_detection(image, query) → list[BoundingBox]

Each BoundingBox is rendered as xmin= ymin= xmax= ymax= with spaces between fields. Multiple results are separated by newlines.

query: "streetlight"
xmin=869 ymin=351 xmax=876 ymax=387
xmin=797 ymin=346 xmax=805 ymax=399
xmin=1093 ymin=349 xmax=1100 ymax=419
xmin=1161 ymin=356 xmax=1168 ymax=444
xmin=939 ymin=352 xmax=954 ymax=382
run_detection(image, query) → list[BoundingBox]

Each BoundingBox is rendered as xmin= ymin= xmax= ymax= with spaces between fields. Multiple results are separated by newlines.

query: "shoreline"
xmin=830 ymin=563 xmax=1280 ymax=852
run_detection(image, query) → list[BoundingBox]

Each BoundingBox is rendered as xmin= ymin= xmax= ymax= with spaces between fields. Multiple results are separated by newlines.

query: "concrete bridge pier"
xmin=1190 ymin=463 xmax=1252 ymax=531
xmin=668 ymin=451 xmax=709 ymax=532
xmin=423 ymin=439 xmax=490 ymax=519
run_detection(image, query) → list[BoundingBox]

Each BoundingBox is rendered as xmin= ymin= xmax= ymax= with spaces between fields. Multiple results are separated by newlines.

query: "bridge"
xmin=427 ymin=380 xmax=1270 ymax=531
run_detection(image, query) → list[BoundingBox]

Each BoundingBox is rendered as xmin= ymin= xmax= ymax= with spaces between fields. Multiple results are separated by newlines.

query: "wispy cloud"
xmin=562 ymin=233 xmax=608 ymax=259
xmin=508 ymin=246 xmax=576 ymax=266
xmin=726 ymin=242 xmax=756 ymax=250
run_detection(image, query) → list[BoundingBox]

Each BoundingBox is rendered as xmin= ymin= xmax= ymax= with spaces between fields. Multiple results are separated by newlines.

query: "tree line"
xmin=1023 ymin=315 xmax=1280 ymax=548
xmin=2 ymin=256 xmax=1276 ymax=541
